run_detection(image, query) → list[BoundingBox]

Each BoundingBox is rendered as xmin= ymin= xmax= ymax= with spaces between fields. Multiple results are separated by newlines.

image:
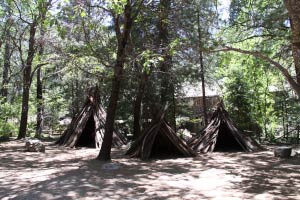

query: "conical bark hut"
xmin=126 ymin=107 xmax=196 ymax=159
xmin=55 ymin=88 xmax=127 ymax=148
xmin=188 ymin=102 xmax=263 ymax=153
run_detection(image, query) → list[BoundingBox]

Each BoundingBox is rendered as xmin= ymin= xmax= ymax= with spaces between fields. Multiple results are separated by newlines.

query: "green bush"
xmin=0 ymin=98 xmax=20 ymax=137
xmin=0 ymin=121 xmax=16 ymax=137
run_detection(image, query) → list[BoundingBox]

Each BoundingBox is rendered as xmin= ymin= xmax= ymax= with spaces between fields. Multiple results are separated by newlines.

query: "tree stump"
xmin=274 ymin=146 xmax=292 ymax=158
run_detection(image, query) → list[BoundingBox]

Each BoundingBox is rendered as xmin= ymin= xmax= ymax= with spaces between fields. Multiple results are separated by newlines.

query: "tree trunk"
xmin=133 ymin=71 xmax=148 ymax=139
xmin=158 ymin=0 xmax=170 ymax=96
xmin=35 ymin=22 xmax=45 ymax=138
xmin=18 ymin=23 xmax=37 ymax=139
xmin=158 ymin=0 xmax=175 ymax=128
xmin=35 ymin=67 xmax=43 ymax=138
xmin=1 ymin=30 xmax=10 ymax=100
xmin=1 ymin=7 xmax=12 ymax=101
xmin=97 ymin=67 xmax=123 ymax=160
xmin=284 ymin=0 xmax=300 ymax=84
xmin=97 ymin=1 xmax=133 ymax=160
xmin=197 ymin=11 xmax=208 ymax=126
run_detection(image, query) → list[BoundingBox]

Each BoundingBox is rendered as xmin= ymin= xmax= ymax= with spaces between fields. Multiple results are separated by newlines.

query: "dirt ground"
xmin=0 ymin=140 xmax=300 ymax=200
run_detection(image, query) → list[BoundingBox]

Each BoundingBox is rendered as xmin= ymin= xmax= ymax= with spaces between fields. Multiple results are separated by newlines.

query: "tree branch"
xmin=87 ymin=2 xmax=111 ymax=13
xmin=13 ymin=0 xmax=32 ymax=24
xmin=113 ymin=14 xmax=122 ymax=44
xmin=30 ymin=62 xmax=49 ymax=84
xmin=209 ymin=46 xmax=300 ymax=96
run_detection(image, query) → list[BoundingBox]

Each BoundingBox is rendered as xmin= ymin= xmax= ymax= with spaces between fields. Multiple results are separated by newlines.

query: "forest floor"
xmin=0 ymin=140 xmax=300 ymax=200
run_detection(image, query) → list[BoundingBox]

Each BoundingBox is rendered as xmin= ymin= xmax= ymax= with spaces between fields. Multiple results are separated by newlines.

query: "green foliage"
xmin=216 ymin=0 xmax=300 ymax=143
xmin=0 ymin=98 xmax=20 ymax=137
xmin=216 ymin=41 xmax=281 ymax=138
xmin=0 ymin=121 xmax=15 ymax=138
xmin=138 ymin=50 xmax=164 ymax=75
xmin=223 ymin=70 xmax=258 ymax=131
xmin=168 ymin=38 xmax=180 ymax=56
xmin=44 ymin=87 xmax=67 ymax=129
xmin=107 ymin=0 xmax=128 ymax=15
xmin=272 ymin=90 xmax=300 ymax=142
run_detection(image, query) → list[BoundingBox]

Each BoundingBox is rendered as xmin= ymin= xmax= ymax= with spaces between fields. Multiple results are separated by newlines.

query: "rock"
xmin=274 ymin=146 xmax=292 ymax=158
xmin=25 ymin=139 xmax=45 ymax=152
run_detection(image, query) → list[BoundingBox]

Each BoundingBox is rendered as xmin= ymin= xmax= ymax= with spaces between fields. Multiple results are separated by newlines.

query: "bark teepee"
xmin=188 ymin=102 xmax=263 ymax=153
xmin=55 ymin=87 xmax=127 ymax=148
xmin=126 ymin=106 xmax=196 ymax=159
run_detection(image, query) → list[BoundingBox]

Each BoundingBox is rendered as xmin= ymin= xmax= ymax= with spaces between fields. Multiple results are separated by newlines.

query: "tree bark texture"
xmin=158 ymin=0 xmax=176 ymax=128
xmin=1 ymin=29 xmax=10 ymax=100
xmin=35 ymin=79 xmax=43 ymax=136
xmin=35 ymin=20 xmax=46 ymax=138
xmin=35 ymin=67 xmax=43 ymax=138
xmin=197 ymin=11 xmax=208 ymax=126
xmin=133 ymin=71 xmax=149 ymax=139
xmin=1 ymin=7 xmax=12 ymax=101
xmin=97 ymin=1 xmax=133 ymax=160
xmin=18 ymin=23 xmax=37 ymax=139
xmin=284 ymin=0 xmax=300 ymax=84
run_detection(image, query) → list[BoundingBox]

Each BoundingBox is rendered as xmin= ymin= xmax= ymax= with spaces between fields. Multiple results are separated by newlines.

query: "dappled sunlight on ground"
xmin=0 ymin=141 xmax=300 ymax=199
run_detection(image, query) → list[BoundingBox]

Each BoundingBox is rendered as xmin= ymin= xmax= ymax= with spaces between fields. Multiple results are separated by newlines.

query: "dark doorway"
xmin=150 ymin=132 xmax=184 ymax=158
xmin=214 ymin=123 xmax=244 ymax=152
xmin=77 ymin=115 xmax=96 ymax=147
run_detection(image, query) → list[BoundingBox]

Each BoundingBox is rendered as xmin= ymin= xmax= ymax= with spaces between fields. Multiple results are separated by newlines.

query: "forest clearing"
xmin=1 ymin=0 xmax=300 ymax=199
xmin=1 ymin=140 xmax=300 ymax=200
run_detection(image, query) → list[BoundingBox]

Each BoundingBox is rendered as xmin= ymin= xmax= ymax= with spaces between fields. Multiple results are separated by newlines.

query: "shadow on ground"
xmin=0 ymin=141 xmax=299 ymax=200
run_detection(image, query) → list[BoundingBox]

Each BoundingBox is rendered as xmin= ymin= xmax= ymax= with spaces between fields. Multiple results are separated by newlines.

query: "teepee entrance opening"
xmin=77 ymin=115 xmax=96 ymax=147
xmin=214 ymin=124 xmax=244 ymax=152
xmin=150 ymin=132 xmax=185 ymax=158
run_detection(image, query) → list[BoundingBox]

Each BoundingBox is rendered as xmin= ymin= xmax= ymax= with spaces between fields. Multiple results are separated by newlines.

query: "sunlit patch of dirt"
xmin=0 ymin=140 xmax=299 ymax=200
